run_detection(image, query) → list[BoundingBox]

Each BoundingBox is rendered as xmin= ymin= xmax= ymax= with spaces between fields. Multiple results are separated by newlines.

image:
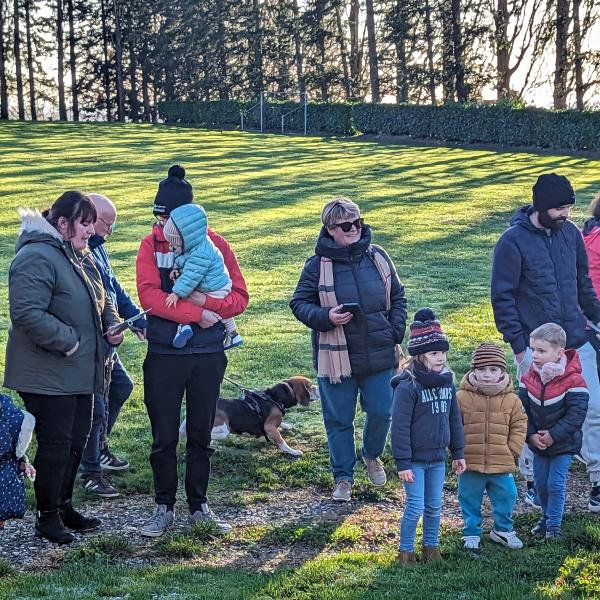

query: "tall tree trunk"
xmin=495 ymin=0 xmax=510 ymax=98
xmin=127 ymin=8 xmax=139 ymax=122
xmin=572 ymin=0 xmax=584 ymax=109
xmin=441 ymin=2 xmax=455 ymax=102
xmin=451 ymin=0 xmax=467 ymax=102
xmin=315 ymin=0 xmax=328 ymax=101
xmin=113 ymin=0 xmax=125 ymax=121
xmin=13 ymin=0 xmax=25 ymax=119
xmin=100 ymin=0 xmax=111 ymax=120
xmin=141 ymin=38 xmax=151 ymax=121
xmin=66 ymin=0 xmax=78 ymax=120
xmin=349 ymin=0 xmax=361 ymax=98
xmin=554 ymin=0 xmax=569 ymax=109
xmin=57 ymin=0 xmax=67 ymax=120
xmin=395 ymin=37 xmax=408 ymax=103
xmin=365 ymin=0 xmax=380 ymax=102
xmin=250 ymin=0 xmax=263 ymax=97
xmin=291 ymin=0 xmax=305 ymax=98
xmin=24 ymin=0 xmax=35 ymax=119
xmin=335 ymin=2 xmax=351 ymax=99
xmin=216 ymin=15 xmax=229 ymax=100
xmin=0 ymin=0 xmax=8 ymax=118
xmin=423 ymin=0 xmax=436 ymax=105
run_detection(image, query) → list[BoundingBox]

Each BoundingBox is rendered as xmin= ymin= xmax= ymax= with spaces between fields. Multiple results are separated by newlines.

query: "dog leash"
xmin=222 ymin=374 xmax=249 ymax=392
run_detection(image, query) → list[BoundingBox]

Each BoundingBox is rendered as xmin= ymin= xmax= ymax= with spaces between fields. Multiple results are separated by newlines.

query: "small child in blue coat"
xmin=0 ymin=393 xmax=35 ymax=528
xmin=162 ymin=203 xmax=243 ymax=350
xmin=391 ymin=308 xmax=465 ymax=565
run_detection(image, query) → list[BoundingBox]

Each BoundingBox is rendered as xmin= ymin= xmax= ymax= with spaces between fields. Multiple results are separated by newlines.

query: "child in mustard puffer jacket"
xmin=457 ymin=343 xmax=527 ymax=550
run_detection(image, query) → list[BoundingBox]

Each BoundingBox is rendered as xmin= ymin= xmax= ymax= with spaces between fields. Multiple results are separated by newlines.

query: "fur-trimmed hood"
xmin=15 ymin=208 xmax=63 ymax=253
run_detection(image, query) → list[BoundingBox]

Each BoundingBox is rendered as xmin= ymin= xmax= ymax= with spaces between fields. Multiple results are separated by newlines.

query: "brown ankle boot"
xmin=422 ymin=546 xmax=442 ymax=562
xmin=397 ymin=551 xmax=415 ymax=565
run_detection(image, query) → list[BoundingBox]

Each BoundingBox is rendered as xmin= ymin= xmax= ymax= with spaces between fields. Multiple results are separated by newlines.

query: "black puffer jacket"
xmin=491 ymin=206 xmax=600 ymax=355
xmin=289 ymin=225 xmax=407 ymax=377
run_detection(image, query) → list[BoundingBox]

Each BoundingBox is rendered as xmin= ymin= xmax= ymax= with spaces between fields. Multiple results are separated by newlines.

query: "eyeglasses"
xmin=333 ymin=218 xmax=364 ymax=233
xmin=97 ymin=216 xmax=116 ymax=232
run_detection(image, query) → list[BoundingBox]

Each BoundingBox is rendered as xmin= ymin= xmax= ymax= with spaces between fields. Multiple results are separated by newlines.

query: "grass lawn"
xmin=0 ymin=121 xmax=599 ymax=599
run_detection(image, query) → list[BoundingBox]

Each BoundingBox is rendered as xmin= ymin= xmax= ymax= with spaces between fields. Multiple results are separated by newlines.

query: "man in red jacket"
xmin=136 ymin=165 xmax=248 ymax=537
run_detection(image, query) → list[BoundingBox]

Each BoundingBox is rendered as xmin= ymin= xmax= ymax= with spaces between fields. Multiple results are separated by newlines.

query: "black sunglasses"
xmin=334 ymin=218 xmax=364 ymax=233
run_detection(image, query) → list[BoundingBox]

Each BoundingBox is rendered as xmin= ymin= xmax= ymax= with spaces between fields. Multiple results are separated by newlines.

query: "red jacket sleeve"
xmin=136 ymin=234 xmax=204 ymax=325
xmin=202 ymin=230 xmax=249 ymax=319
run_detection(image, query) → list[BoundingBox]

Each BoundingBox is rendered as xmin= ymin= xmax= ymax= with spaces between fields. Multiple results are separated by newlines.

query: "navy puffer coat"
xmin=491 ymin=206 xmax=600 ymax=355
xmin=289 ymin=225 xmax=407 ymax=377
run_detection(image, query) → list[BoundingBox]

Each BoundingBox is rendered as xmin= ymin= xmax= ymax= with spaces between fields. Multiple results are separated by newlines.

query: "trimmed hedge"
xmin=158 ymin=100 xmax=600 ymax=152
xmin=158 ymin=100 xmax=354 ymax=135
xmin=158 ymin=100 xmax=241 ymax=128
xmin=353 ymin=103 xmax=600 ymax=151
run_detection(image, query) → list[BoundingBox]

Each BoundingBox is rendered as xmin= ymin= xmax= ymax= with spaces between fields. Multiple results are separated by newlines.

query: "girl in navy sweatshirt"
xmin=391 ymin=308 xmax=465 ymax=565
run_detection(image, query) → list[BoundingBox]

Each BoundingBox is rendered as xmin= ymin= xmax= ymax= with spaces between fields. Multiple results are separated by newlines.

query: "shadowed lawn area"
xmin=0 ymin=122 xmax=599 ymax=598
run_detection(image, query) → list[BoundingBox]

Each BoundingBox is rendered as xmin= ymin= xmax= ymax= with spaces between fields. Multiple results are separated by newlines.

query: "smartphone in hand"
xmin=338 ymin=303 xmax=361 ymax=316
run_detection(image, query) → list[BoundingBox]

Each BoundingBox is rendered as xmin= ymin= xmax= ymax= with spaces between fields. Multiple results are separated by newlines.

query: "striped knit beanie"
xmin=470 ymin=343 xmax=507 ymax=371
xmin=163 ymin=217 xmax=182 ymax=250
xmin=407 ymin=308 xmax=449 ymax=356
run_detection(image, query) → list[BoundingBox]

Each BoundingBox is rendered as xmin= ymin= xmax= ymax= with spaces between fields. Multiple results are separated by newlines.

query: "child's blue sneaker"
xmin=525 ymin=487 xmax=541 ymax=510
xmin=223 ymin=332 xmax=243 ymax=351
xmin=173 ymin=324 xmax=193 ymax=348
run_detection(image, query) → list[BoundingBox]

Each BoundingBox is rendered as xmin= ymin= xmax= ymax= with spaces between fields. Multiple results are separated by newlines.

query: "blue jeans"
xmin=458 ymin=472 xmax=517 ymax=537
xmin=318 ymin=368 xmax=394 ymax=483
xmin=533 ymin=453 xmax=572 ymax=531
xmin=80 ymin=355 xmax=134 ymax=475
xmin=399 ymin=461 xmax=445 ymax=551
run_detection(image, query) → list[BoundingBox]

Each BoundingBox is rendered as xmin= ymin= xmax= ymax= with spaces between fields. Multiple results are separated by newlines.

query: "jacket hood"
xmin=582 ymin=217 xmax=600 ymax=236
xmin=391 ymin=369 xmax=412 ymax=389
xmin=459 ymin=372 xmax=514 ymax=394
xmin=15 ymin=208 xmax=63 ymax=253
xmin=169 ymin=204 xmax=208 ymax=253
xmin=315 ymin=223 xmax=372 ymax=260
xmin=88 ymin=233 xmax=106 ymax=250
xmin=524 ymin=348 xmax=582 ymax=388
xmin=510 ymin=205 xmax=542 ymax=233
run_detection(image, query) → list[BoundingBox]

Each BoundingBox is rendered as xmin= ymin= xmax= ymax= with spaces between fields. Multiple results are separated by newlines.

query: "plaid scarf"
xmin=318 ymin=246 xmax=396 ymax=384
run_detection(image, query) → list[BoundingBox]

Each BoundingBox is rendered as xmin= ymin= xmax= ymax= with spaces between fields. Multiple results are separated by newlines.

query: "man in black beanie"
xmin=491 ymin=172 xmax=600 ymax=514
xmin=532 ymin=173 xmax=576 ymax=230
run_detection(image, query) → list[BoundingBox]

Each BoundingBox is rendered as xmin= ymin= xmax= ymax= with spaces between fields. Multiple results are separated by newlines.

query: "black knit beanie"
xmin=532 ymin=173 xmax=576 ymax=212
xmin=407 ymin=308 xmax=450 ymax=356
xmin=153 ymin=164 xmax=194 ymax=216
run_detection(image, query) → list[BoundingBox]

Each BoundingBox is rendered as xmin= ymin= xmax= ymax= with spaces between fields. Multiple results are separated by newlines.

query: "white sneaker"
xmin=462 ymin=535 xmax=480 ymax=550
xmin=139 ymin=504 xmax=174 ymax=537
xmin=332 ymin=480 xmax=352 ymax=502
xmin=363 ymin=457 xmax=387 ymax=487
xmin=489 ymin=529 xmax=523 ymax=549
xmin=189 ymin=503 xmax=232 ymax=534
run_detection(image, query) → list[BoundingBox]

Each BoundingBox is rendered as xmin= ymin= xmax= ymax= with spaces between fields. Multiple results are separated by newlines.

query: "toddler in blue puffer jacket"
xmin=0 ymin=393 xmax=35 ymax=528
xmin=162 ymin=203 xmax=243 ymax=350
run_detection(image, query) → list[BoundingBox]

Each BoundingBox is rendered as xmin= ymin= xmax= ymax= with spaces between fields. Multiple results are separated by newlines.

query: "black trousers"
xmin=143 ymin=351 xmax=227 ymax=511
xmin=19 ymin=392 xmax=93 ymax=513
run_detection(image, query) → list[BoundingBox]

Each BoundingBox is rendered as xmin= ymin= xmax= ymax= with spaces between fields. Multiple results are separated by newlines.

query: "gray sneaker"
xmin=189 ymin=503 xmax=232 ymax=534
xmin=363 ymin=457 xmax=387 ymax=487
xmin=332 ymin=479 xmax=352 ymax=502
xmin=139 ymin=504 xmax=174 ymax=537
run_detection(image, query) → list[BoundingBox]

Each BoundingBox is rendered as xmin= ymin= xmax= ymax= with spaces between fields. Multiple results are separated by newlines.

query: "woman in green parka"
xmin=3 ymin=191 xmax=123 ymax=544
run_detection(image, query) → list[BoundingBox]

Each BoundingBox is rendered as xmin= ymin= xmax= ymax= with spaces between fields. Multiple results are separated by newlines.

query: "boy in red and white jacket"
xmin=519 ymin=323 xmax=589 ymax=540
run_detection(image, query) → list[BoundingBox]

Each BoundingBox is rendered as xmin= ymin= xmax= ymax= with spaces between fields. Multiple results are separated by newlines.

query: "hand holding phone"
xmin=339 ymin=303 xmax=361 ymax=316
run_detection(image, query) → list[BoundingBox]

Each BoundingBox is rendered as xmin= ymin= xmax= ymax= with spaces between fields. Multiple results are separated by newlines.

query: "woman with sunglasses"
xmin=290 ymin=197 xmax=407 ymax=501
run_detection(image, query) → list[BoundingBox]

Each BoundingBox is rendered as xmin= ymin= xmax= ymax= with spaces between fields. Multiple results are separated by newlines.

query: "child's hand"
xmin=529 ymin=433 xmax=547 ymax=450
xmin=453 ymin=459 xmax=466 ymax=475
xmin=538 ymin=430 xmax=554 ymax=447
xmin=398 ymin=469 xmax=414 ymax=483
xmin=166 ymin=292 xmax=179 ymax=308
xmin=169 ymin=269 xmax=180 ymax=281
